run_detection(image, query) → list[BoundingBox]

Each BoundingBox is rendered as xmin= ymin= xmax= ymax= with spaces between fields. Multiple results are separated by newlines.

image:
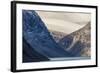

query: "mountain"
xmin=23 ymin=10 xmax=74 ymax=62
xmin=23 ymin=38 xmax=49 ymax=62
xmin=23 ymin=10 xmax=90 ymax=62
xmin=51 ymin=23 xmax=91 ymax=57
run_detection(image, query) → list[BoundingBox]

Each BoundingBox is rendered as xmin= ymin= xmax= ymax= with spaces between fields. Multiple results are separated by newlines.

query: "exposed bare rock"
xmin=50 ymin=22 xmax=91 ymax=57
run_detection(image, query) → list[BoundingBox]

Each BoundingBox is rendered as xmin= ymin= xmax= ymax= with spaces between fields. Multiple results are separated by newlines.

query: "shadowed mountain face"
xmin=23 ymin=10 xmax=74 ymax=62
xmin=23 ymin=38 xmax=49 ymax=62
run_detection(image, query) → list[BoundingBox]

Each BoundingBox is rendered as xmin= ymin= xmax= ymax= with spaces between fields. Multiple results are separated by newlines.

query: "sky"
xmin=36 ymin=11 xmax=91 ymax=34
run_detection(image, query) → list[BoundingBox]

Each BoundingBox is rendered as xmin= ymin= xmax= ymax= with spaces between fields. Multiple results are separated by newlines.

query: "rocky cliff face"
xmin=50 ymin=22 xmax=91 ymax=57
xmin=67 ymin=22 xmax=91 ymax=57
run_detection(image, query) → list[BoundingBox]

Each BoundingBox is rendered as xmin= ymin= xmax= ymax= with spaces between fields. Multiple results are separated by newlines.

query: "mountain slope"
xmin=23 ymin=38 xmax=49 ymax=62
xmin=23 ymin=10 xmax=74 ymax=62
xmin=51 ymin=23 xmax=91 ymax=57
